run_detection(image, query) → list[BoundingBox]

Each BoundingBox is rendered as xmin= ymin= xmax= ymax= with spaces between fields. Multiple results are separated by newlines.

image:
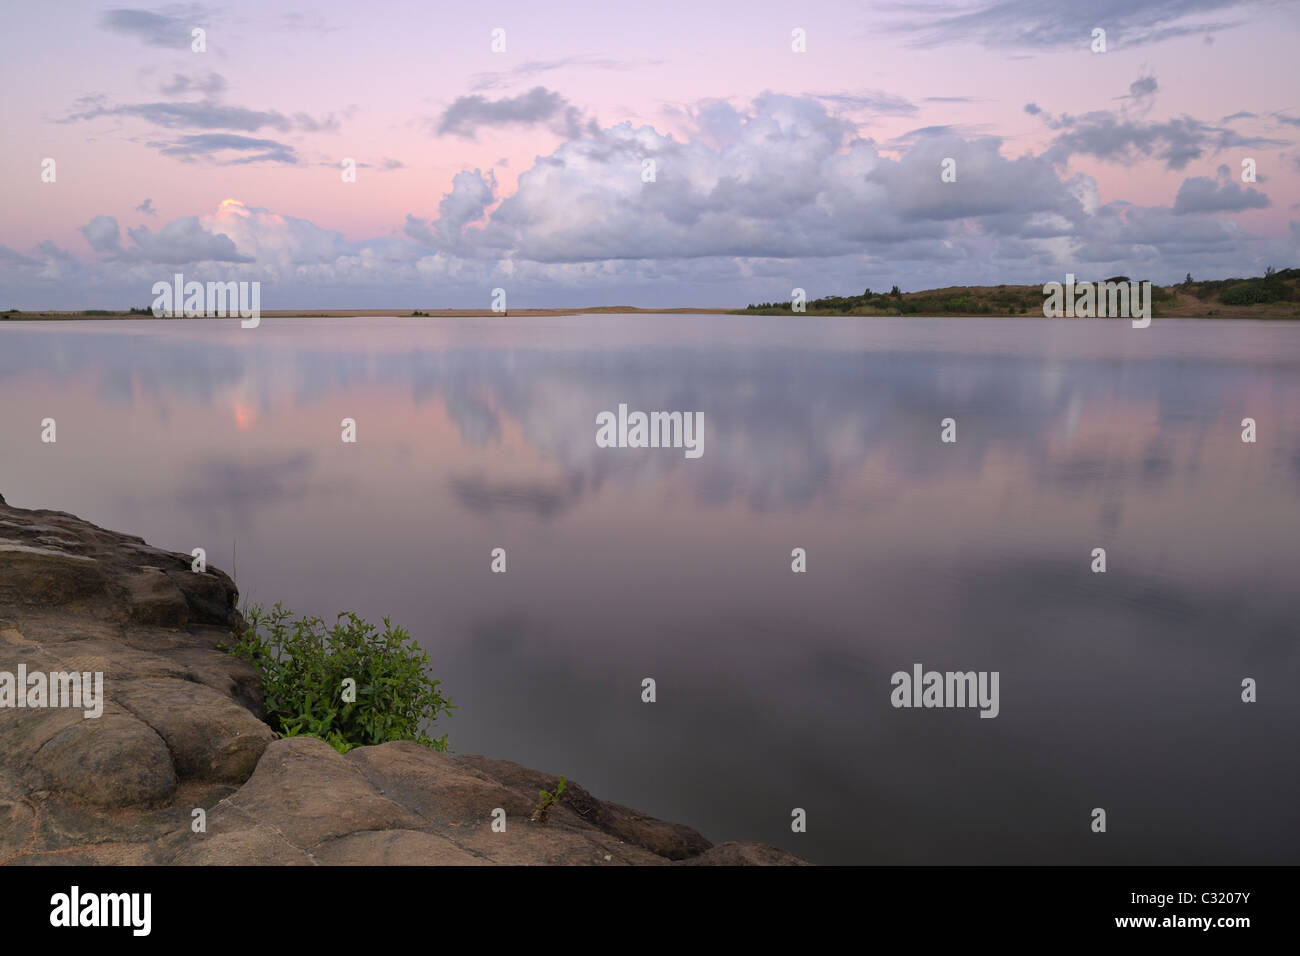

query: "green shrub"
xmin=531 ymin=776 xmax=566 ymax=823
xmin=227 ymin=603 xmax=453 ymax=754
xmin=1219 ymin=281 xmax=1277 ymax=305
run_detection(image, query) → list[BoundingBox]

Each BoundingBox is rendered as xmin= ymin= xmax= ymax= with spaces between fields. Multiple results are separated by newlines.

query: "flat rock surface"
xmin=0 ymin=495 xmax=806 ymax=865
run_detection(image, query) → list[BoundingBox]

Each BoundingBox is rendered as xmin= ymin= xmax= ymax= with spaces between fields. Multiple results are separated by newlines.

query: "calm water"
xmin=1 ymin=315 xmax=1298 ymax=865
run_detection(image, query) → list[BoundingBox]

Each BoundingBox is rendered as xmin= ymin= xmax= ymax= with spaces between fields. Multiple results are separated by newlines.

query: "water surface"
xmin=1 ymin=315 xmax=1298 ymax=864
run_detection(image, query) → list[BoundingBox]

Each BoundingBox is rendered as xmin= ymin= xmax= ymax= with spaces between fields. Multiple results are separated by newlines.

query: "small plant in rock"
xmin=531 ymin=776 xmax=566 ymax=823
xmin=226 ymin=603 xmax=453 ymax=755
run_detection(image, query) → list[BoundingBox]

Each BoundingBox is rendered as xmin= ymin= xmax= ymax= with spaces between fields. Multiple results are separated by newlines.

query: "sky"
xmin=2 ymin=0 xmax=1299 ymax=308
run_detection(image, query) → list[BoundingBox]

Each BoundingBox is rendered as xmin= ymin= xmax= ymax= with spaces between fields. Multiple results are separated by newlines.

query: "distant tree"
xmin=890 ymin=285 xmax=901 ymax=296
xmin=1185 ymin=272 xmax=1193 ymax=285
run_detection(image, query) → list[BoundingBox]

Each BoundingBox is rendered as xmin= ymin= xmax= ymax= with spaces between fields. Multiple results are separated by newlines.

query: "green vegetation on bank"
xmin=531 ymin=776 xmax=567 ymax=823
xmin=1184 ymin=266 xmax=1294 ymax=305
xmin=226 ymin=603 xmax=454 ymax=754
xmin=738 ymin=267 xmax=1300 ymax=317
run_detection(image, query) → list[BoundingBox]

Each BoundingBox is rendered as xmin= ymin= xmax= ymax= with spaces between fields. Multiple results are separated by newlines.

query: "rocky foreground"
xmin=0 ymin=493 xmax=804 ymax=865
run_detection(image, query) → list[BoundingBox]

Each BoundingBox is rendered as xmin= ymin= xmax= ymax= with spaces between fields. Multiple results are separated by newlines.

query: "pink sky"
xmin=2 ymin=0 xmax=1298 ymax=307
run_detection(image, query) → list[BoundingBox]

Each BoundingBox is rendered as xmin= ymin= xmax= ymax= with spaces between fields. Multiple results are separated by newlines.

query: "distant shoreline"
xmin=5 ymin=279 xmax=1299 ymax=323
xmin=5 ymin=307 xmax=1299 ymax=321
xmin=0 ymin=307 xmax=727 ymax=320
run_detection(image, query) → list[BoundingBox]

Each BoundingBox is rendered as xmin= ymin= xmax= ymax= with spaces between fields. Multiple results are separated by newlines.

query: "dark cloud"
xmin=1173 ymin=175 xmax=1270 ymax=214
xmin=1126 ymin=75 xmax=1158 ymax=99
xmin=63 ymin=99 xmax=292 ymax=133
xmin=1039 ymin=109 xmax=1289 ymax=170
xmin=436 ymin=86 xmax=583 ymax=139
xmin=887 ymin=0 xmax=1257 ymax=49
xmin=154 ymin=133 xmax=298 ymax=164
xmin=98 ymin=7 xmax=207 ymax=48
xmin=449 ymin=473 xmax=588 ymax=520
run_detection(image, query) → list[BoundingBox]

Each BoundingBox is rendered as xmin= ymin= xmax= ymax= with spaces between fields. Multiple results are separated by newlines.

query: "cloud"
xmin=5 ymin=94 xmax=1294 ymax=307
xmin=153 ymin=133 xmax=298 ymax=164
xmin=80 ymin=215 xmax=123 ymax=254
xmin=60 ymin=92 xmax=342 ymax=138
xmin=159 ymin=72 xmax=226 ymax=96
xmin=406 ymin=94 xmax=1088 ymax=265
xmin=1125 ymin=75 xmax=1159 ymax=100
xmin=98 ymin=6 xmax=207 ymax=48
xmin=293 ymin=112 xmax=342 ymax=133
xmin=80 ymin=214 xmax=253 ymax=263
xmin=196 ymin=199 xmax=357 ymax=271
xmin=469 ymin=55 xmax=657 ymax=91
xmin=1173 ymin=170 xmax=1270 ymax=214
xmin=436 ymin=86 xmax=586 ymax=139
xmin=1036 ymin=107 xmax=1290 ymax=170
xmin=0 ymin=246 xmax=42 ymax=269
xmin=887 ymin=0 xmax=1258 ymax=50
xmin=886 ymin=123 xmax=995 ymax=148
xmin=405 ymin=169 xmax=499 ymax=252
xmin=126 ymin=218 xmax=255 ymax=262
xmin=813 ymin=90 xmax=917 ymax=115
xmin=449 ymin=473 xmax=587 ymax=520
xmin=63 ymin=98 xmax=292 ymax=133
xmin=136 ymin=198 xmax=157 ymax=216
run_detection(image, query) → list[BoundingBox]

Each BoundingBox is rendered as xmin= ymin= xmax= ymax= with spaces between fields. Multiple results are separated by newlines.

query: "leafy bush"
xmin=228 ymin=603 xmax=453 ymax=754
xmin=1219 ymin=281 xmax=1277 ymax=305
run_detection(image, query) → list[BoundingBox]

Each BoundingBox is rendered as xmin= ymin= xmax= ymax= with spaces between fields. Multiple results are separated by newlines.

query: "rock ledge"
xmin=0 ymin=496 xmax=805 ymax=865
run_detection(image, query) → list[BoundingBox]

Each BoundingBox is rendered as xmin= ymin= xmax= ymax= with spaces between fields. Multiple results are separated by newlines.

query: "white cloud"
xmin=4 ymin=94 xmax=1292 ymax=308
